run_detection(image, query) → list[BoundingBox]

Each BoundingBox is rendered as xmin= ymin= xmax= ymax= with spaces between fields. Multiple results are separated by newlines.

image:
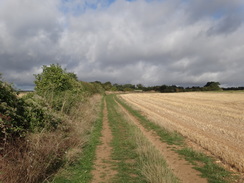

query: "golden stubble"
xmin=121 ymin=92 xmax=244 ymax=173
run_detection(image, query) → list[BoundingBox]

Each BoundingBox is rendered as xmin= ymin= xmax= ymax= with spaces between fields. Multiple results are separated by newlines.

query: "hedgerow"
xmin=0 ymin=78 xmax=61 ymax=146
xmin=1 ymin=65 xmax=104 ymax=183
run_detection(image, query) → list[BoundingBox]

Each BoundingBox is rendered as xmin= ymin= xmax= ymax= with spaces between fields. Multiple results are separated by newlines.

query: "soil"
xmin=91 ymin=101 xmax=117 ymax=183
xmin=115 ymin=99 xmax=208 ymax=183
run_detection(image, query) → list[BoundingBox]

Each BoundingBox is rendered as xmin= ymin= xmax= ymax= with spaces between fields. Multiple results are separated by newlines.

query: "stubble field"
xmin=120 ymin=92 xmax=244 ymax=173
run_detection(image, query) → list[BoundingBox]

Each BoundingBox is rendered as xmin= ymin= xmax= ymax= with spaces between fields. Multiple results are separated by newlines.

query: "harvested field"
xmin=120 ymin=92 xmax=244 ymax=173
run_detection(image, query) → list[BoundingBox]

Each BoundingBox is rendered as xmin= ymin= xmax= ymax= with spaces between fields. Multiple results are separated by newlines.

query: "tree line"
xmin=93 ymin=81 xmax=227 ymax=92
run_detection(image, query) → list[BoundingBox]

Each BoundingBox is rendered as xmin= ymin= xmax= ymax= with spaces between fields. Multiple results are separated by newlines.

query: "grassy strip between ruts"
xmin=106 ymin=94 xmax=179 ymax=183
xmin=50 ymin=98 xmax=104 ymax=183
xmin=106 ymin=94 xmax=147 ymax=183
xmin=115 ymin=95 xmax=237 ymax=183
xmin=115 ymin=95 xmax=184 ymax=146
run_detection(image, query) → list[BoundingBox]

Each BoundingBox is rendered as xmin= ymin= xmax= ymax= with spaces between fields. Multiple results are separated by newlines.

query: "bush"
xmin=0 ymin=80 xmax=29 ymax=142
xmin=34 ymin=64 xmax=75 ymax=94
xmin=0 ymin=78 xmax=61 ymax=145
xmin=34 ymin=64 xmax=103 ymax=114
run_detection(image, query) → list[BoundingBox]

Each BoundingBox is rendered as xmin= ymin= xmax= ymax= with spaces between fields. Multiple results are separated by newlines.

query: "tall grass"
xmin=51 ymin=97 xmax=104 ymax=183
xmin=133 ymin=128 xmax=179 ymax=183
xmin=1 ymin=94 xmax=102 ymax=183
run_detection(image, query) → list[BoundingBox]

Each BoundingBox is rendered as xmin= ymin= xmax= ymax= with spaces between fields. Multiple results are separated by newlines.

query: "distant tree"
xmin=204 ymin=81 xmax=222 ymax=91
xmin=113 ymin=83 xmax=123 ymax=91
xmin=103 ymin=82 xmax=112 ymax=90
xmin=110 ymin=86 xmax=118 ymax=91
xmin=123 ymin=84 xmax=135 ymax=90
xmin=124 ymin=87 xmax=133 ymax=91
xmin=159 ymin=85 xmax=167 ymax=92
xmin=136 ymin=84 xmax=144 ymax=90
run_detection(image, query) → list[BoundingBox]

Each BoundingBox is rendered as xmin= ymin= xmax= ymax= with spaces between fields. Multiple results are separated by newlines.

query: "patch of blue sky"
xmin=58 ymin=0 xmax=190 ymax=16
xmin=212 ymin=10 xmax=225 ymax=20
xmin=59 ymin=0 xmax=161 ymax=15
xmin=59 ymin=0 xmax=94 ymax=15
xmin=212 ymin=4 xmax=244 ymax=20
xmin=59 ymin=0 xmax=116 ymax=15
xmin=107 ymin=0 xmax=116 ymax=4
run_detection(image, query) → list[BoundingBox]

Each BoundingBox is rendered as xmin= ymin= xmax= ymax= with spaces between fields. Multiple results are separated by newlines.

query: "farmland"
xmin=120 ymin=92 xmax=244 ymax=173
xmin=2 ymin=64 xmax=243 ymax=182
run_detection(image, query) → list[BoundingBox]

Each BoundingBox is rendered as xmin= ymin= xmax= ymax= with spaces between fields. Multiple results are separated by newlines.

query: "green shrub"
xmin=0 ymin=78 xmax=61 ymax=144
xmin=23 ymin=93 xmax=61 ymax=131
xmin=34 ymin=64 xmax=75 ymax=94
xmin=0 ymin=80 xmax=29 ymax=141
xmin=34 ymin=64 xmax=104 ymax=114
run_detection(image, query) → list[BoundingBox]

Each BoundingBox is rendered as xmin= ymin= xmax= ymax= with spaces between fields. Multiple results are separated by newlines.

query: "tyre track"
xmin=92 ymin=101 xmax=117 ymax=183
xmin=121 ymin=93 xmax=244 ymax=173
xmin=115 ymin=98 xmax=208 ymax=183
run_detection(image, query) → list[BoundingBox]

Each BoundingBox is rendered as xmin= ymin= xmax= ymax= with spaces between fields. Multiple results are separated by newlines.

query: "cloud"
xmin=207 ymin=15 xmax=243 ymax=35
xmin=0 ymin=0 xmax=244 ymax=89
xmin=0 ymin=0 xmax=63 ymax=86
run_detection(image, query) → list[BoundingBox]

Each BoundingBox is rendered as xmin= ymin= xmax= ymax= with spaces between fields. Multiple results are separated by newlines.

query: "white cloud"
xmin=0 ymin=0 xmax=244 ymax=88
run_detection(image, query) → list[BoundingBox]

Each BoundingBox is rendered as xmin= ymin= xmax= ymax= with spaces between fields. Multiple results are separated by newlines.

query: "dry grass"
xmin=133 ymin=130 xmax=179 ymax=183
xmin=17 ymin=91 xmax=32 ymax=98
xmin=1 ymin=132 xmax=67 ymax=183
xmin=121 ymin=92 xmax=244 ymax=173
xmin=1 ymin=94 xmax=102 ymax=183
xmin=117 ymin=105 xmax=179 ymax=183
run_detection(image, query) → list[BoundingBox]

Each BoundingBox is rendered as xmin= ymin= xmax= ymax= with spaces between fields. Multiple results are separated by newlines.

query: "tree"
xmin=34 ymin=64 xmax=76 ymax=94
xmin=136 ymin=84 xmax=144 ymax=90
xmin=123 ymin=84 xmax=135 ymax=90
xmin=103 ymin=82 xmax=112 ymax=90
xmin=204 ymin=81 xmax=222 ymax=91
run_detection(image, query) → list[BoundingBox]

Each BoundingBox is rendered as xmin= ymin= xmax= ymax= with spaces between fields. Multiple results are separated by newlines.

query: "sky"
xmin=0 ymin=0 xmax=244 ymax=89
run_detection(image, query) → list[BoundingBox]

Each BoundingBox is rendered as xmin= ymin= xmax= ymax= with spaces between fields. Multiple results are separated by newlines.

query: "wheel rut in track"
xmin=115 ymin=98 xmax=208 ymax=183
xmin=91 ymin=101 xmax=117 ymax=183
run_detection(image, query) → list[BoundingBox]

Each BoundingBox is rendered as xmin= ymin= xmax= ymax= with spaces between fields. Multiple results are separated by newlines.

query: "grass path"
xmin=105 ymin=94 xmax=147 ymax=182
xmin=50 ymin=94 xmax=239 ymax=183
xmin=115 ymin=96 xmax=208 ymax=183
xmin=105 ymin=95 xmax=179 ymax=183
xmin=91 ymin=100 xmax=117 ymax=182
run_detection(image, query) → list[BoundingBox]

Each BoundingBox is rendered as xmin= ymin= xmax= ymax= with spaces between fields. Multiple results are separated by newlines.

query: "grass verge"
xmin=177 ymin=148 xmax=235 ymax=183
xmin=116 ymin=95 xmax=237 ymax=183
xmin=50 ymin=98 xmax=104 ymax=183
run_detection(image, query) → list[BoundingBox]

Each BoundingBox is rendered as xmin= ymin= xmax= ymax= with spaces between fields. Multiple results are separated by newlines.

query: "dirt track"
xmin=120 ymin=92 xmax=244 ymax=173
xmin=92 ymin=101 xmax=117 ymax=182
xmin=115 ymin=99 xmax=207 ymax=183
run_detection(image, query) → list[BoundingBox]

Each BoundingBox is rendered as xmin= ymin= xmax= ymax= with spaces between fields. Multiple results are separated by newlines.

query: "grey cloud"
xmin=0 ymin=0 xmax=63 ymax=87
xmin=184 ymin=0 xmax=243 ymax=22
xmin=1 ymin=0 xmax=244 ymax=89
xmin=207 ymin=15 xmax=243 ymax=35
